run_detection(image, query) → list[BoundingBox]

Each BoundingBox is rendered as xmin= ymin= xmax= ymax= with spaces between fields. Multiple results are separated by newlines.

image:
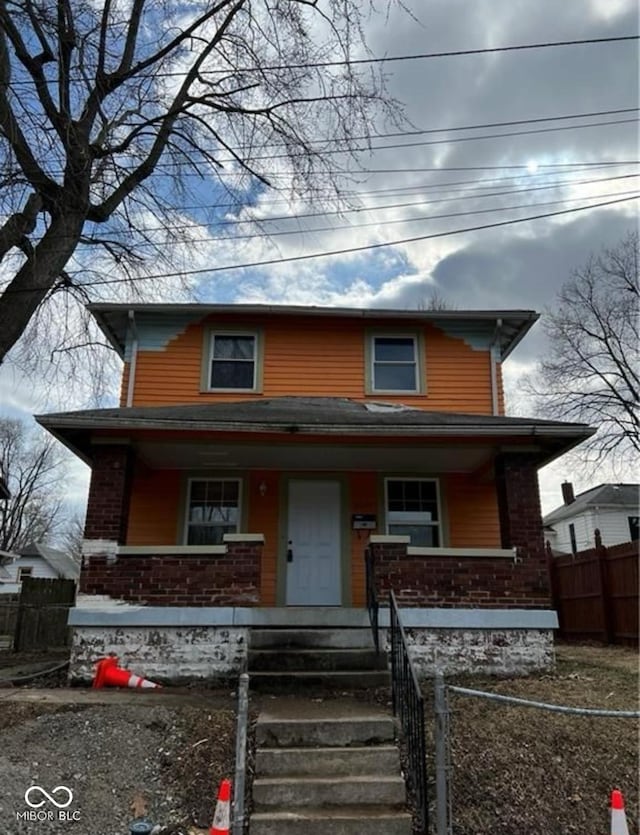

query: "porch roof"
xmin=37 ymin=397 xmax=594 ymax=470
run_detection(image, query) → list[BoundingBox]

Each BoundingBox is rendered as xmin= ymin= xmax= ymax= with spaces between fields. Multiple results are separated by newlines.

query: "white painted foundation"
xmin=70 ymin=625 xmax=248 ymax=684
xmin=68 ymin=603 xmax=556 ymax=682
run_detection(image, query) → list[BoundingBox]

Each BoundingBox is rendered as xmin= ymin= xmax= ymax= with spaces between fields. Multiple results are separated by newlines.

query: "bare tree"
xmin=529 ymin=232 xmax=639 ymax=469
xmin=0 ymin=0 xmax=401 ymax=364
xmin=0 ymin=418 xmax=67 ymax=551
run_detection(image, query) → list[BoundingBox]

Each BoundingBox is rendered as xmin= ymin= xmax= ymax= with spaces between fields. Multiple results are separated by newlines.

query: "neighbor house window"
xmin=385 ymin=478 xmax=440 ymax=546
xmin=628 ymin=516 xmax=639 ymax=541
xmin=569 ymin=523 xmax=577 ymax=554
xmin=18 ymin=567 xmax=33 ymax=580
xmin=208 ymin=333 xmax=257 ymax=390
xmin=186 ymin=479 xmax=241 ymax=545
xmin=371 ymin=335 xmax=419 ymax=392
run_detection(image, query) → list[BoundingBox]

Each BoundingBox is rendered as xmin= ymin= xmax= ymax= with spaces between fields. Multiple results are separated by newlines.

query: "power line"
xmin=142 ymin=117 xmax=640 ymax=175
xmin=5 ymin=34 xmax=638 ymax=87
xmin=57 ymin=194 xmax=637 ymax=287
xmin=147 ymin=173 xmax=640 ymax=227
xmin=81 ymin=190 xmax=640 ymax=247
xmin=26 ymin=116 xmax=638 ymax=181
xmin=116 ymin=161 xmax=637 ymax=215
xmin=82 ymin=169 xmax=638 ymax=236
xmin=213 ymin=109 xmax=640 ymax=163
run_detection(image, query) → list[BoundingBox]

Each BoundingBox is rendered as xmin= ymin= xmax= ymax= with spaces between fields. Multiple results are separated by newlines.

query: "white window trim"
xmin=184 ymin=477 xmax=243 ymax=545
xmin=384 ymin=477 xmax=441 ymax=545
xmin=206 ymin=330 xmax=259 ymax=392
xmin=370 ymin=333 xmax=420 ymax=394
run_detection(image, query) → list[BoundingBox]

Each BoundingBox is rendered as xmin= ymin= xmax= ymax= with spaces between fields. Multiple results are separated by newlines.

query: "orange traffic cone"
xmin=209 ymin=778 xmax=231 ymax=835
xmin=92 ymin=655 xmax=161 ymax=689
xmin=611 ymin=789 xmax=630 ymax=835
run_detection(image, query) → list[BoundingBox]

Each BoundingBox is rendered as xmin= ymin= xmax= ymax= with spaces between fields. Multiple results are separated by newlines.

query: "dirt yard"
xmin=428 ymin=643 xmax=639 ymax=835
xmin=0 ymin=643 xmax=636 ymax=834
xmin=0 ymin=688 xmax=236 ymax=835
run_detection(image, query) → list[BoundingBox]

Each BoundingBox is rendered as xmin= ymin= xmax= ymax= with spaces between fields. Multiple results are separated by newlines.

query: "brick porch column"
xmin=495 ymin=452 xmax=550 ymax=599
xmin=83 ymin=444 xmax=133 ymax=545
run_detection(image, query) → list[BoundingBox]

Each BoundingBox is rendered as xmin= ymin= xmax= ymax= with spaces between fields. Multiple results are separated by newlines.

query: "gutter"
xmin=490 ymin=318 xmax=502 ymax=416
xmin=36 ymin=415 xmax=594 ymax=439
xmin=125 ymin=310 xmax=139 ymax=408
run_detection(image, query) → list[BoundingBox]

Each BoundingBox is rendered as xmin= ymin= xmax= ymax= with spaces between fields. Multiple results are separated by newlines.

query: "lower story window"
xmin=186 ymin=479 xmax=240 ymax=545
xmin=385 ymin=478 xmax=440 ymax=546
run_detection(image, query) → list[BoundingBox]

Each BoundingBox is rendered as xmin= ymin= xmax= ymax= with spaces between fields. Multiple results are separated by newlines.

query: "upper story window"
xmin=385 ymin=478 xmax=440 ymax=546
xmin=208 ymin=332 xmax=257 ymax=391
xmin=18 ymin=567 xmax=33 ymax=580
xmin=368 ymin=334 xmax=423 ymax=394
xmin=185 ymin=478 xmax=241 ymax=545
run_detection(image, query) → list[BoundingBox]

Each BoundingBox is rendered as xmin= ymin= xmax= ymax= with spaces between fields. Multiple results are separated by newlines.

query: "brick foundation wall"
xmin=369 ymin=541 xmax=549 ymax=608
xmin=80 ymin=540 xmax=263 ymax=606
xmin=84 ymin=445 xmax=133 ymax=543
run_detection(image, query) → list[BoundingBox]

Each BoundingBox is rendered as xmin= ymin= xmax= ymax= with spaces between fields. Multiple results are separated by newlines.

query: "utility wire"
xmin=26 ymin=116 xmax=638 ymax=181
xmin=121 ymin=173 xmax=640 ymax=230
xmin=108 ymin=161 xmax=637 ymax=216
xmin=81 ymin=190 xmax=640 ymax=247
xmin=7 ymin=34 xmax=635 ymax=83
xmin=82 ymin=170 xmax=638 ymax=236
xmin=52 ymin=194 xmax=636 ymax=288
xmin=212 ymin=110 xmax=640 ymax=163
xmin=138 ymin=117 xmax=640 ymax=177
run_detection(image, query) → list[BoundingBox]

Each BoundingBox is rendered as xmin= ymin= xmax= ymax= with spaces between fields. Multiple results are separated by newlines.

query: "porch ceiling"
xmin=134 ymin=438 xmax=494 ymax=473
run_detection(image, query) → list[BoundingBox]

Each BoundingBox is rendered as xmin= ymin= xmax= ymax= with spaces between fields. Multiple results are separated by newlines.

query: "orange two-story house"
xmin=38 ymin=303 xmax=593 ymax=681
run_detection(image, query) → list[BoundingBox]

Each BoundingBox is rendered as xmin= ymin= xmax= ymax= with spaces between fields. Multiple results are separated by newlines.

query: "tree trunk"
xmin=0 ymin=212 xmax=85 ymax=364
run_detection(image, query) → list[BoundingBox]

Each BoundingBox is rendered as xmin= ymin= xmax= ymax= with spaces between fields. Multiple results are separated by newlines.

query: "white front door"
xmin=286 ymin=480 xmax=342 ymax=606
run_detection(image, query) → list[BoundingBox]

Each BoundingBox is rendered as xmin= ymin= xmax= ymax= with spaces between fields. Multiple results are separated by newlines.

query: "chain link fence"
xmin=428 ymin=665 xmax=639 ymax=835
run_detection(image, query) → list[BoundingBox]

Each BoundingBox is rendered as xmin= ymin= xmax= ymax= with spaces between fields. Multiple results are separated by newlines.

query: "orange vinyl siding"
xmin=124 ymin=465 xmax=501 ymax=604
xmin=128 ymin=314 xmax=495 ymax=414
xmin=349 ymin=472 xmax=379 ymax=607
xmin=443 ymin=474 xmax=501 ymax=548
xmin=247 ymin=471 xmax=280 ymax=606
xmin=127 ymin=467 xmax=181 ymax=545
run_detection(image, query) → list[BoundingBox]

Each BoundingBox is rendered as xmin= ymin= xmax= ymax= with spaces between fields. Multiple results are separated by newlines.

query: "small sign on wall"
xmin=352 ymin=514 xmax=377 ymax=530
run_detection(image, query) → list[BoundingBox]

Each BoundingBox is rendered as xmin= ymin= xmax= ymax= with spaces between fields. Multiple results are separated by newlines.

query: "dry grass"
xmin=424 ymin=643 xmax=639 ymax=835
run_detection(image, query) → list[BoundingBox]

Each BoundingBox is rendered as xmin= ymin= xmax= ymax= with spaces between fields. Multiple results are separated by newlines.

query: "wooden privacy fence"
xmin=0 ymin=594 xmax=19 ymax=649
xmin=13 ymin=577 xmax=76 ymax=652
xmin=548 ymin=536 xmax=639 ymax=646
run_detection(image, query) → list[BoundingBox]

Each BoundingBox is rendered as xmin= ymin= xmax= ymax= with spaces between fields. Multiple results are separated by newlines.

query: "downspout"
xmin=490 ymin=318 xmax=503 ymax=416
xmin=126 ymin=310 xmax=138 ymax=408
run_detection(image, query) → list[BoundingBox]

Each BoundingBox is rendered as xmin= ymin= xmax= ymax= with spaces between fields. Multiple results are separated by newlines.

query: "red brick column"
xmin=495 ymin=452 xmax=550 ymax=601
xmin=83 ymin=445 xmax=133 ymax=544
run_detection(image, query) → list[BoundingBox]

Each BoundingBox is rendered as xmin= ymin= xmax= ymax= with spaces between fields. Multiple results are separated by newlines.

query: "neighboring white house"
xmin=0 ymin=543 xmax=80 ymax=594
xmin=543 ymin=482 xmax=639 ymax=555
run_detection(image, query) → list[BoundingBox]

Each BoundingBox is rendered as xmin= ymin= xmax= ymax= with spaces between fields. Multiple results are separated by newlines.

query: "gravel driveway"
xmin=0 ymin=692 xmax=236 ymax=835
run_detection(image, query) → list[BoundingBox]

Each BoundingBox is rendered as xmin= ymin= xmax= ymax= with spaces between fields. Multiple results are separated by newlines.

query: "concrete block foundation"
xmin=67 ymin=604 xmax=557 ymax=683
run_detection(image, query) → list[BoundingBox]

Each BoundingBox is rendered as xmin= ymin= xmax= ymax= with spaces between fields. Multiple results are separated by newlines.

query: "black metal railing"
xmin=390 ymin=589 xmax=429 ymax=834
xmin=364 ymin=545 xmax=379 ymax=653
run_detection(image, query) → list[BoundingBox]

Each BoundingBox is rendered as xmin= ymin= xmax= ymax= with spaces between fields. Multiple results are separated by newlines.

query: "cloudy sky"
xmin=0 ymin=0 xmax=638 ymax=517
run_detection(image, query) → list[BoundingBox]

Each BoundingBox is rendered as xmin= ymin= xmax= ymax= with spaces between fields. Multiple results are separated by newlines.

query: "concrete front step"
xmin=250 ymin=669 xmax=390 ymax=692
xmin=249 ymin=648 xmax=387 ymax=672
xmin=250 ymin=806 xmax=413 ymax=835
xmin=256 ymin=715 xmax=395 ymax=748
xmin=253 ymin=775 xmax=406 ymax=808
xmin=255 ymin=744 xmax=401 ymax=777
xmin=250 ymin=627 xmax=375 ymax=650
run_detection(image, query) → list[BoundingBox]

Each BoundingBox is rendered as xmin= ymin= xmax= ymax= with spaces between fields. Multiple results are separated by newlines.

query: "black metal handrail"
xmin=364 ymin=545 xmax=379 ymax=653
xmin=390 ymin=589 xmax=429 ymax=834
